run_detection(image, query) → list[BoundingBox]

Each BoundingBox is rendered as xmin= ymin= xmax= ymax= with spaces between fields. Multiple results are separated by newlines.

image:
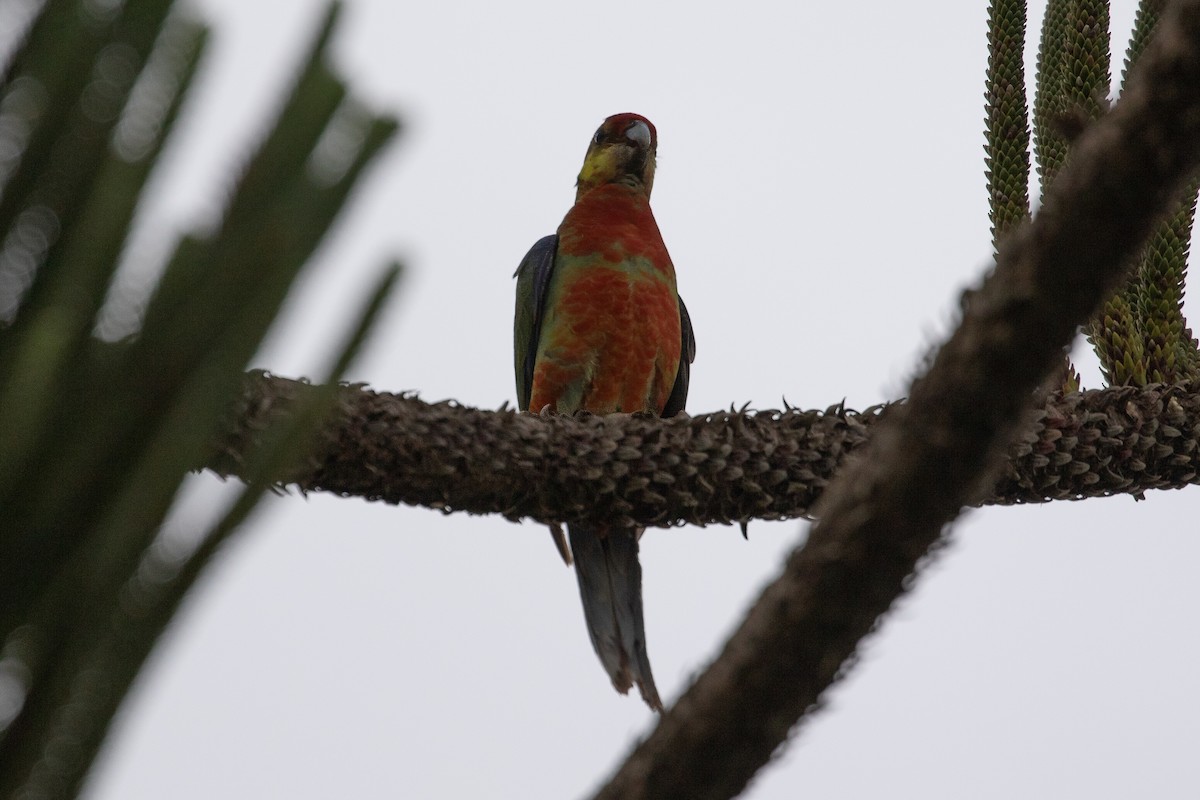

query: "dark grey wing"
xmin=513 ymin=234 xmax=558 ymax=411
xmin=661 ymin=295 xmax=696 ymax=418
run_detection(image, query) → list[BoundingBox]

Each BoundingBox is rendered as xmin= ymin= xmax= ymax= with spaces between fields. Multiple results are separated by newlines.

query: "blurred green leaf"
xmin=0 ymin=2 xmax=402 ymax=796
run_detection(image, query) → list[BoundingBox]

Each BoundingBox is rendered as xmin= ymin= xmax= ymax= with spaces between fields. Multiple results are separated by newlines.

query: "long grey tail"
xmin=567 ymin=524 xmax=662 ymax=711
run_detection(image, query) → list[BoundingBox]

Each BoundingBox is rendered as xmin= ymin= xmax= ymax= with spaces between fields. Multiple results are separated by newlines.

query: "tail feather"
xmin=567 ymin=524 xmax=662 ymax=711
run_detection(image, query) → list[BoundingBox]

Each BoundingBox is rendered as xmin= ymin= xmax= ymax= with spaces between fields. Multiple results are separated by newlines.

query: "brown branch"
xmin=210 ymin=372 xmax=1199 ymax=526
xmin=590 ymin=2 xmax=1200 ymax=799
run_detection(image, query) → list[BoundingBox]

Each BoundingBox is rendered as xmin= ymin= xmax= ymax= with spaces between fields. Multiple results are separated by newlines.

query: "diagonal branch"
xmin=210 ymin=373 xmax=1199 ymax=527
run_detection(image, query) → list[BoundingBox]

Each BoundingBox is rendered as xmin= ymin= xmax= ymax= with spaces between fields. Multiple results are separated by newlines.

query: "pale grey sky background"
xmin=82 ymin=1 xmax=1200 ymax=797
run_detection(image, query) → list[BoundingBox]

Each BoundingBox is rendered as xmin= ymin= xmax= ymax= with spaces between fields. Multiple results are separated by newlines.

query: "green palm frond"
xmin=1109 ymin=1 xmax=1199 ymax=384
xmin=0 ymin=2 xmax=401 ymax=796
xmin=985 ymin=0 xmax=1031 ymax=251
xmin=1126 ymin=182 xmax=1199 ymax=383
xmin=992 ymin=0 xmax=1198 ymax=388
xmin=1032 ymin=0 xmax=1072 ymax=190
xmin=1089 ymin=1 xmax=1200 ymax=385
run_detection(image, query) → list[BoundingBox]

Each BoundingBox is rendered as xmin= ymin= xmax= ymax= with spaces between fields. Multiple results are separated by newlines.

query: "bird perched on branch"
xmin=513 ymin=113 xmax=695 ymax=711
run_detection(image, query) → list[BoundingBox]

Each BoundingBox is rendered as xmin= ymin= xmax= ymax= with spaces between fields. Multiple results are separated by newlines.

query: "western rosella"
xmin=513 ymin=113 xmax=695 ymax=711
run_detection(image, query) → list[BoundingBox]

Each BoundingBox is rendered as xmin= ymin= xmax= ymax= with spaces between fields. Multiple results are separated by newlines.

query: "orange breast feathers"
xmin=528 ymin=186 xmax=682 ymax=416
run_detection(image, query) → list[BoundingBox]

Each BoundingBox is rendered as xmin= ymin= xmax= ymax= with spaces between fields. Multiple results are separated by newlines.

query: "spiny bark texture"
xmin=985 ymin=0 xmax=1031 ymax=250
xmin=1033 ymin=0 xmax=1072 ymax=187
xmin=1131 ymin=183 xmax=1200 ymax=382
xmin=211 ymin=372 xmax=1200 ymax=526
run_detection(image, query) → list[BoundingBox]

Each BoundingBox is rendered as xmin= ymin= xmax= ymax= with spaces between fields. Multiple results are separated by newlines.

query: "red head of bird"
xmin=575 ymin=113 xmax=657 ymax=202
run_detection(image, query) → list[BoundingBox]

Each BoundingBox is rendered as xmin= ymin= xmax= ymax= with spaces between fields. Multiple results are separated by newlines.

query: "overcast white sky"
xmin=80 ymin=1 xmax=1200 ymax=798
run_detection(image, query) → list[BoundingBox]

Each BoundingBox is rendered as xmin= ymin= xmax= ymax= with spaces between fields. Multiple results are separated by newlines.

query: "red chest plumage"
xmin=528 ymin=184 xmax=681 ymax=415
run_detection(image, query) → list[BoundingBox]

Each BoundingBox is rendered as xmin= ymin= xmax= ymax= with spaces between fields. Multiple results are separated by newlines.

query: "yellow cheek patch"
xmin=577 ymin=148 xmax=619 ymax=188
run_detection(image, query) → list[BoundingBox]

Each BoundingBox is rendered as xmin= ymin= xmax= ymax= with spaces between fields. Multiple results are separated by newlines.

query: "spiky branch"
xmin=210 ymin=373 xmax=1200 ymax=526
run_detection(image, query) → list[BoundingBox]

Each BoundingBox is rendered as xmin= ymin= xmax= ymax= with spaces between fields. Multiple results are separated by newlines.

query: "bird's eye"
xmin=592 ymin=129 xmax=605 ymax=145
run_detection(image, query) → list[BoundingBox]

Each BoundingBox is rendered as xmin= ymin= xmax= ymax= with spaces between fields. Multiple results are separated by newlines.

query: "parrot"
xmin=513 ymin=113 xmax=695 ymax=711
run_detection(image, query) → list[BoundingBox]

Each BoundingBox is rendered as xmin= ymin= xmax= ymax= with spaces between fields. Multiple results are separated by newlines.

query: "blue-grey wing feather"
xmin=662 ymin=295 xmax=696 ymax=418
xmin=513 ymin=234 xmax=558 ymax=411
